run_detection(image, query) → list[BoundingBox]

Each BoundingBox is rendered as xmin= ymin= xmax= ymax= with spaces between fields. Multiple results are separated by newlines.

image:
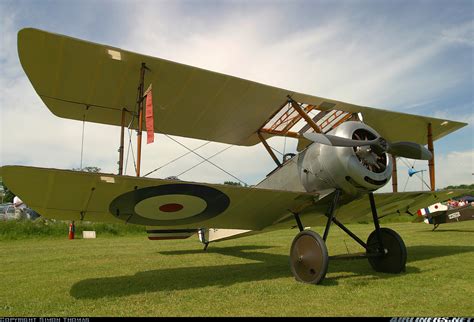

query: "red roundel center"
xmin=159 ymin=203 xmax=184 ymax=212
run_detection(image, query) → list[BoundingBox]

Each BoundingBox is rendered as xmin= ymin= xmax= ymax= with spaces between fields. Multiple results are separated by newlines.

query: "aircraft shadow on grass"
xmin=70 ymin=244 xmax=474 ymax=299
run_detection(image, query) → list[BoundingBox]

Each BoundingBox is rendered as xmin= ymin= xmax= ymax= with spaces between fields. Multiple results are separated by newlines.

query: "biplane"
xmin=1 ymin=28 xmax=470 ymax=284
xmin=416 ymin=200 xmax=474 ymax=230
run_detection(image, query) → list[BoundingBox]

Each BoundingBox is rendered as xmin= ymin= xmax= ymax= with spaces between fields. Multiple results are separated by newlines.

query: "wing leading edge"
xmin=1 ymin=166 xmax=317 ymax=231
xmin=18 ymin=28 xmax=466 ymax=146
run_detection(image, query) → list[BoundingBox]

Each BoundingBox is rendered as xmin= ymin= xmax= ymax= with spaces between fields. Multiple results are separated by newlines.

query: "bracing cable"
xmin=164 ymin=134 xmax=247 ymax=186
xmin=399 ymin=158 xmax=431 ymax=191
xmin=80 ymin=114 xmax=86 ymax=170
xmin=124 ymin=115 xmax=137 ymax=175
xmin=143 ymin=141 xmax=211 ymax=177
xmin=176 ymin=145 xmax=233 ymax=178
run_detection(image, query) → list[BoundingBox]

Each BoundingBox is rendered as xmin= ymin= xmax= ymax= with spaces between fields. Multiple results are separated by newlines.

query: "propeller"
xmin=303 ymin=132 xmax=432 ymax=160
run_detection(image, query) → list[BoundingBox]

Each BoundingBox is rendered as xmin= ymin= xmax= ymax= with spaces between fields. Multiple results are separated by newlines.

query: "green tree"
xmin=1 ymin=182 xmax=15 ymax=203
xmin=72 ymin=166 xmax=101 ymax=173
xmin=444 ymin=183 xmax=474 ymax=189
xmin=224 ymin=181 xmax=243 ymax=186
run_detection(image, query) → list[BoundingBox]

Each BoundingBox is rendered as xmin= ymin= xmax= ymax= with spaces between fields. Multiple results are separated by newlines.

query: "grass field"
xmin=0 ymin=219 xmax=145 ymax=240
xmin=1 ymin=221 xmax=473 ymax=317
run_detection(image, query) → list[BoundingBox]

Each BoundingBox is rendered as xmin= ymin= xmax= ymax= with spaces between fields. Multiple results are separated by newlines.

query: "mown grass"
xmin=0 ymin=221 xmax=473 ymax=317
xmin=0 ymin=219 xmax=145 ymax=240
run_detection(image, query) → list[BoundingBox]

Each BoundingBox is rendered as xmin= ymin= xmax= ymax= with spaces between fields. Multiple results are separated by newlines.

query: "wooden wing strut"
xmin=258 ymin=131 xmax=281 ymax=167
xmin=257 ymin=97 xmax=324 ymax=166
xmin=288 ymin=97 xmax=322 ymax=134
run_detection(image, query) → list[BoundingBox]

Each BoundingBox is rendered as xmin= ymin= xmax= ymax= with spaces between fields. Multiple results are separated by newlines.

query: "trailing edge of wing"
xmin=1 ymin=165 xmax=317 ymax=231
xmin=18 ymin=28 xmax=466 ymax=146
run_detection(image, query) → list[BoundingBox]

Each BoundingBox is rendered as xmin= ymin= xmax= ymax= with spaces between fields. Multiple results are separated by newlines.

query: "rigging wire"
xmin=401 ymin=158 xmax=415 ymax=192
xmin=143 ymin=141 xmax=211 ymax=177
xmin=80 ymin=114 xmax=86 ymax=170
xmin=269 ymin=141 xmax=311 ymax=173
xmin=176 ymin=145 xmax=234 ymax=178
xmin=124 ymin=131 xmax=131 ymax=175
xmin=402 ymin=169 xmax=410 ymax=192
xmin=399 ymin=158 xmax=431 ymax=191
xmin=164 ymin=134 xmax=248 ymax=186
xmin=269 ymin=144 xmax=284 ymax=156
xmin=268 ymin=141 xmax=334 ymax=187
xmin=124 ymin=115 xmax=137 ymax=175
xmin=269 ymin=142 xmax=305 ymax=170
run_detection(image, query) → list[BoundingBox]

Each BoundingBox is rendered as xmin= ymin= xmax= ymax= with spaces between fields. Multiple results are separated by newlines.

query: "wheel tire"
xmin=290 ymin=230 xmax=329 ymax=284
xmin=366 ymin=227 xmax=407 ymax=273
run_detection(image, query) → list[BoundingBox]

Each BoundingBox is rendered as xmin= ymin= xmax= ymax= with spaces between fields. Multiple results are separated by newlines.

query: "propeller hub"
xmin=355 ymin=146 xmax=379 ymax=166
xmin=352 ymin=129 xmax=387 ymax=173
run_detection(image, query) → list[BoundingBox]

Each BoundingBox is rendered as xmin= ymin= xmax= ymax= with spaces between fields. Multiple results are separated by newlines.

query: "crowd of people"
xmin=446 ymin=198 xmax=472 ymax=209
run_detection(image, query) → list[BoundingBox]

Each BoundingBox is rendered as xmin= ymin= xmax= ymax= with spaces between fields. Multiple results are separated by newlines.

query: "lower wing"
xmin=1 ymin=166 xmax=319 ymax=231
xmin=269 ymin=189 xmax=472 ymax=229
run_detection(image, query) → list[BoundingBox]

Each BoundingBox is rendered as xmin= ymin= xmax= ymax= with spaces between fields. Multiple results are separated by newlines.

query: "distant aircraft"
xmin=416 ymin=199 xmax=474 ymax=230
xmin=1 ymin=28 xmax=470 ymax=284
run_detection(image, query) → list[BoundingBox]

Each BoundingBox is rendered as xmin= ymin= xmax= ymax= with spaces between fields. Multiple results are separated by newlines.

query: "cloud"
xmin=0 ymin=9 xmax=20 ymax=80
xmin=121 ymin=3 xmax=470 ymax=119
xmin=436 ymin=150 xmax=474 ymax=188
xmin=378 ymin=149 xmax=474 ymax=193
xmin=440 ymin=20 xmax=474 ymax=47
xmin=1 ymin=1 xmax=472 ymax=192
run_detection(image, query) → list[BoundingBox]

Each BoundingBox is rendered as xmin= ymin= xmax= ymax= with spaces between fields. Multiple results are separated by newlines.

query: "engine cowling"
xmin=298 ymin=121 xmax=392 ymax=196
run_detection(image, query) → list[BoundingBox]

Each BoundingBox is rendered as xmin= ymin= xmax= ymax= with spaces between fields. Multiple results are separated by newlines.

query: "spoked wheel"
xmin=290 ymin=230 xmax=329 ymax=284
xmin=366 ymin=228 xmax=407 ymax=273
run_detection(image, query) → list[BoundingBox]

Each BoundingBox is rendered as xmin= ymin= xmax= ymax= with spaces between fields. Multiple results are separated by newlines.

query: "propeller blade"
xmin=304 ymin=133 xmax=432 ymax=161
xmin=388 ymin=142 xmax=432 ymax=160
xmin=303 ymin=133 xmax=377 ymax=147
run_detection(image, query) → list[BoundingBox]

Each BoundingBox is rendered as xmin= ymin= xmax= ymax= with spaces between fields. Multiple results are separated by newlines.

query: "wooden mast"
xmin=118 ymin=108 xmax=126 ymax=175
xmin=136 ymin=63 xmax=147 ymax=177
xmin=427 ymin=123 xmax=435 ymax=191
xmin=391 ymin=155 xmax=398 ymax=192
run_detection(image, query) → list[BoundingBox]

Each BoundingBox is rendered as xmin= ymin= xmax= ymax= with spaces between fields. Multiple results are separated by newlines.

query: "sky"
xmin=0 ymin=0 xmax=473 ymax=192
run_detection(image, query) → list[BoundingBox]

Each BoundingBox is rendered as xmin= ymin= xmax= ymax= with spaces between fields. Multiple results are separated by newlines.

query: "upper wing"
xmin=1 ymin=166 xmax=317 ymax=231
xmin=18 ymin=28 xmax=466 ymax=146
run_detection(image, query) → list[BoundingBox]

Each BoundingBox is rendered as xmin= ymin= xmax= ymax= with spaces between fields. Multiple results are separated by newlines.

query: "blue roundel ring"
xmin=109 ymin=184 xmax=230 ymax=226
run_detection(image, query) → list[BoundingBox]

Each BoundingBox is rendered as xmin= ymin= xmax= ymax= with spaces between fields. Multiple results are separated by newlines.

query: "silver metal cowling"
xmin=298 ymin=121 xmax=392 ymax=196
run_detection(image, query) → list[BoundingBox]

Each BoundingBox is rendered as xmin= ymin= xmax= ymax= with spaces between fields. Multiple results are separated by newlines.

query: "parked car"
xmin=0 ymin=203 xmax=41 ymax=221
xmin=0 ymin=203 xmax=16 ymax=220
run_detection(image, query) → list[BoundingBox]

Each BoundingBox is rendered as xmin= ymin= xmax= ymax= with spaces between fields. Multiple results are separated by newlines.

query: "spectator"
xmin=13 ymin=195 xmax=27 ymax=219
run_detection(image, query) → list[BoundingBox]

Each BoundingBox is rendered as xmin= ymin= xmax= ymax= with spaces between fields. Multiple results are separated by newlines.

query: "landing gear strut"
xmin=289 ymin=191 xmax=407 ymax=284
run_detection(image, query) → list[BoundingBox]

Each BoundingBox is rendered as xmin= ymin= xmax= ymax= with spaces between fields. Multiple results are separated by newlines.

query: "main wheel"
xmin=290 ymin=230 xmax=329 ymax=284
xmin=366 ymin=227 xmax=406 ymax=273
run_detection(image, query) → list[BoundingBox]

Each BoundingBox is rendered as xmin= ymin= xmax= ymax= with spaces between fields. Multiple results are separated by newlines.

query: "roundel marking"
xmin=134 ymin=194 xmax=207 ymax=220
xmin=109 ymin=183 xmax=230 ymax=226
xmin=160 ymin=203 xmax=184 ymax=212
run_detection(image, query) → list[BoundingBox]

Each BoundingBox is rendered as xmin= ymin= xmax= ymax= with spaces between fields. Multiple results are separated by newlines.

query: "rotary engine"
xmin=297 ymin=121 xmax=392 ymax=196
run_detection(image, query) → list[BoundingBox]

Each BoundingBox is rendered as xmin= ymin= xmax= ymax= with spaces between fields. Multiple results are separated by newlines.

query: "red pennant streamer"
xmin=145 ymin=88 xmax=154 ymax=144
